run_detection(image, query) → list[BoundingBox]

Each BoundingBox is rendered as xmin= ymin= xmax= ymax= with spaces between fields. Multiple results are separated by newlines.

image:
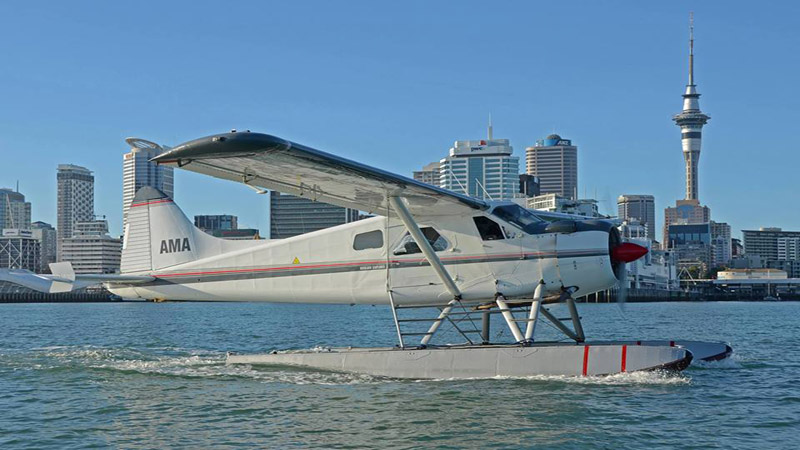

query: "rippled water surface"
xmin=1 ymin=301 xmax=798 ymax=449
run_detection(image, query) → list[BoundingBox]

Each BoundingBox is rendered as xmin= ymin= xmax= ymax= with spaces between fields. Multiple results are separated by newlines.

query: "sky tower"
xmin=672 ymin=12 xmax=710 ymax=201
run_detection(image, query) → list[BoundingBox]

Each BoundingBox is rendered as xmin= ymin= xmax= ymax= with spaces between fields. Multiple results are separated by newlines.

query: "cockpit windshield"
xmin=491 ymin=204 xmax=545 ymax=234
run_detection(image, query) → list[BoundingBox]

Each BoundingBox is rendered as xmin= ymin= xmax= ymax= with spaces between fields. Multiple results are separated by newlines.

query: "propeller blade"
xmin=614 ymin=261 xmax=628 ymax=310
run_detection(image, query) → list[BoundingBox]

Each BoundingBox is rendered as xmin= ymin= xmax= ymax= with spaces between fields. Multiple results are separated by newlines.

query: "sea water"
xmin=1 ymin=301 xmax=798 ymax=449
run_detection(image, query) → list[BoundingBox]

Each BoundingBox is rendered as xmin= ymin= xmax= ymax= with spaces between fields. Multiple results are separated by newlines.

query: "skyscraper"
xmin=0 ymin=187 xmax=31 ymax=231
xmin=269 ymin=192 xmax=359 ymax=239
xmin=31 ymin=221 xmax=57 ymax=272
xmin=413 ymin=162 xmax=440 ymax=187
xmin=439 ymin=122 xmax=520 ymax=201
xmin=711 ymin=221 xmax=732 ymax=267
xmin=57 ymin=164 xmax=94 ymax=261
xmin=61 ymin=220 xmax=122 ymax=274
xmin=0 ymin=229 xmax=40 ymax=271
xmin=194 ymin=215 xmax=238 ymax=232
xmin=617 ymin=195 xmax=656 ymax=240
xmin=122 ymin=138 xmax=174 ymax=233
xmin=525 ymin=134 xmax=578 ymax=199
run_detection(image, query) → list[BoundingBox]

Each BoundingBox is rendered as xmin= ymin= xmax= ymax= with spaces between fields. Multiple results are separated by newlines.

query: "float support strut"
xmin=524 ymin=281 xmax=545 ymax=341
xmin=495 ymin=295 xmax=525 ymax=343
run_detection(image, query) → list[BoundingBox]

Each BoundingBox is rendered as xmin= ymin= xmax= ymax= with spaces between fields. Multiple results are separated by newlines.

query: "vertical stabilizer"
xmin=122 ymin=187 xmax=200 ymax=273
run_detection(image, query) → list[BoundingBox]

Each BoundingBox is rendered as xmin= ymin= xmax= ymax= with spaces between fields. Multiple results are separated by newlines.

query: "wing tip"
xmin=152 ymin=131 xmax=290 ymax=163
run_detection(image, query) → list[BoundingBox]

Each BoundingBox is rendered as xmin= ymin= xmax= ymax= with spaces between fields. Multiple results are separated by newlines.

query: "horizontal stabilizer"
xmin=0 ymin=267 xmax=154 ymax=294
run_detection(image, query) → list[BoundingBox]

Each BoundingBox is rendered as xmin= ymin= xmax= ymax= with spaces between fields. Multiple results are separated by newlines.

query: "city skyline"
xmin=1 ymin=2 xmax=799 ymax=238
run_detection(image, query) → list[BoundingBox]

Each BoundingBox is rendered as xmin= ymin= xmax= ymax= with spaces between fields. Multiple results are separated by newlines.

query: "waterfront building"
xmin=668 ymin=222 xmax=712 ymax=276
xmin=0 ymin=229 xmax=40 ymax=271
xmin=525 ymin=134 xmax=578 ymax=199
xmin=122 ymin=138 xmax=174 ymax=233
xmin=269 ymin=192 xmax=359 ymax=239
xmin=743 ymin=228 xmax=800 ymax=261
xmin=30 ymin=221 xmax=57 ymax=272
xmin=711 ymin=221 xmax=732 ymax=268
xmin=742 ymin=228 xmax=800 ymax=278
xmin=57 ymin=164 xmax=94 ymax=261
xmin=617 ymin=195 xmax=655 ymax=240
xmin=777 ymin=237 xmax=800 ymax=261
xmin=439 ymin=131 xmax=520 ymax=201
xmin=413 ymin=162 xmax=440 ymax=187
xmin=619 ymin=220 xmax=648 ymax=240
xmin=663 ymin=200 xmax=711 ymax=244
xmin=764 ymin=260 xmax=800 ymax=279
xmin=625 ymin=244 xmax=679 ymax=291
xmin=194 ymin=215 xmax=238 ymax=232
xmin=664 ymin=15 xmax=713 ymax=246
xmin=60 ymin=220 xmax=121 ymax=274
xmin=528 ymin=193 xmax=602 ymax=218
xmin=732 ymin=237 xmax=744 ymax=257
xmin=0 ymin=188 xmax=32 ymax=231
xmin=717 ymin=268 xmax=787 ymax=281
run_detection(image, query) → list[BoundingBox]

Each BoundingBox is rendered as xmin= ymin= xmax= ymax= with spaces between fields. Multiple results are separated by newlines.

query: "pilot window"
xmin=393 ymin=227 xmax=448 ymax=255
xmin=353 ymin=230 xmax=384 ymax=250
xmin=491 ymin=204 xmax=544 ymax=234
xmin=473 ymin=216 xmax=505 ymax=241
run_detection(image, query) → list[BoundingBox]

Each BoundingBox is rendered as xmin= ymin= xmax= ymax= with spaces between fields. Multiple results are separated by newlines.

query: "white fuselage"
xmin=109 ymin=208 xmax=618 ymax=305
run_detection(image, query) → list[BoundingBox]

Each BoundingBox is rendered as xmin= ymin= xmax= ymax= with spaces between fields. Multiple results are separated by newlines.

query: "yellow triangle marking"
xmin=292 ymin=257 xmax=300 ymax=264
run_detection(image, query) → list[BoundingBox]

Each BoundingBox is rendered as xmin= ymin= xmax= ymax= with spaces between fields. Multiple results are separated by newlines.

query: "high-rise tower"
xmin=57 ymin=164 xmax=94 ymax=261
xmin=122 ymin=138 xmax=174 ymax=234
xmin=672 ymin=12 xmax=710 ymax=201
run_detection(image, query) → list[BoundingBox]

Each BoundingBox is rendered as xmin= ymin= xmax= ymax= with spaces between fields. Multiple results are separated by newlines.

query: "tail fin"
xmin=122 ymin=187 xmax=208 ymax=273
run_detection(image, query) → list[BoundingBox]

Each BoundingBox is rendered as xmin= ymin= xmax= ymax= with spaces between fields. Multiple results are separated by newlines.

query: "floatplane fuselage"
xmin=109 ymin=188 xmax=625 ymax=307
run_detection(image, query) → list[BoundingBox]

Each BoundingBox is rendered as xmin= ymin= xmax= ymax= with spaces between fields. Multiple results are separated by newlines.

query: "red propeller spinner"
xmin=611 ymin=242 xmax=648 ymax=263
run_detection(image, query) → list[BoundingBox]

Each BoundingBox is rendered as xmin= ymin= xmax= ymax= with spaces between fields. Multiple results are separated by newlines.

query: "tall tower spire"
xmin=673 ymin=12 xmax=710 ymax=202
xmin=487 ymin=114 xmax=493 ymax=140
xmin=689 ymin=12 xmax=694 ymax=86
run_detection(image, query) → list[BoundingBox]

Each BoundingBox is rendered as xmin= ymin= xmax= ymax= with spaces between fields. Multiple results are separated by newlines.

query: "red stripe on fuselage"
xmin=152 ymin=249 xmax=607 ymax=279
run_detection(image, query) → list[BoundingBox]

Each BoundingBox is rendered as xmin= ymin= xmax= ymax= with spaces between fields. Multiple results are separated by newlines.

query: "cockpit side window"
xmin=393 ymin=227 xmax=449 ymax=255
xmin=473 ymin=216 xmax=505 ymax=241
xmin=491 ymin=204 xmax=545 ymax=234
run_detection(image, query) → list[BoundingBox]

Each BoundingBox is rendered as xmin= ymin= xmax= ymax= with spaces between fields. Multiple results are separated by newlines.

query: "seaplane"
xmin=0 ymin=131 xmax=732 ymax=378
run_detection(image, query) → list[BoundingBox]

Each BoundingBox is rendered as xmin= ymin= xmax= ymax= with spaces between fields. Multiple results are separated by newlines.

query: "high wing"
xmin=151 ymin=131 xmax=488 ymax=216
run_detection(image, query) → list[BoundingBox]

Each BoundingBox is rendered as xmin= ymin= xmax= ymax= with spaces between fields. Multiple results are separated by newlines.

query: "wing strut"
xmin=388 ymin=196 xmax=461 ymax=299
xmin=389 ymin=196 xmax=463 ymax=347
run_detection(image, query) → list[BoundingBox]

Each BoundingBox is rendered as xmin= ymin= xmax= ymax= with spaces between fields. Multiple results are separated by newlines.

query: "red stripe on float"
xmin=582 ymin=345 xmax=590 ymax=376
xmin=621 ymin=345 xmax=627 ymax=373
xmin=636 ymin=340 xmax=641 ymax=346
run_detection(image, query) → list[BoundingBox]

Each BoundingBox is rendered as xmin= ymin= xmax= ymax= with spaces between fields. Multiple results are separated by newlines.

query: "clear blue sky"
xmin=1 ymin=1 xmax=798 ymax=239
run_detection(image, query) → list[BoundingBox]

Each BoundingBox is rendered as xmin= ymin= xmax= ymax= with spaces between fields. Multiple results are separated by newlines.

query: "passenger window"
xmin=473 ymin=216 xmax=505 ymax=241
xmin=353 ymin=230 xmax=384 ymax=250
xmin=393 ymin=227 xmax=448 ymax=255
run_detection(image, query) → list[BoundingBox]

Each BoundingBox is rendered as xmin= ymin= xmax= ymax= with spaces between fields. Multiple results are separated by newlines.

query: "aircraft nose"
xmin=611 ymin=242 xmax=648 ymax=263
